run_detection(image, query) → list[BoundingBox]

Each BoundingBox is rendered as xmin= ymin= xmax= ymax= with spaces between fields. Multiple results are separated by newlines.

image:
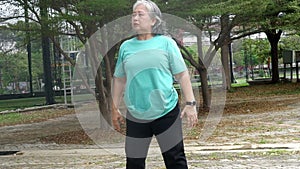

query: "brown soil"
xmin=38 ymin=82 xmax=300 ymax=145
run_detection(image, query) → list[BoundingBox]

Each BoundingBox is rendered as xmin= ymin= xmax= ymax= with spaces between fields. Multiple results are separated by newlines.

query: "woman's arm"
xmin=174 ymin=70 xmax=198 ymax=127
xmin=112 ymin=77 xmax=126 ymax=131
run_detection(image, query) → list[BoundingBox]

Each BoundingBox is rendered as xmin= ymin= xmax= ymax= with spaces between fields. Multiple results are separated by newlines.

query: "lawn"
xmin=0 ymin=96 xmax=70 ymax=112
xmin=0 ymin=96 xmax=73 ymax=127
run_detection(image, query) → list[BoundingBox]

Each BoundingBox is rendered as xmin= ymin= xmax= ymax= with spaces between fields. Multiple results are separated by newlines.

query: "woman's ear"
xmin=151 ymin=18 xmax=157 ymax=26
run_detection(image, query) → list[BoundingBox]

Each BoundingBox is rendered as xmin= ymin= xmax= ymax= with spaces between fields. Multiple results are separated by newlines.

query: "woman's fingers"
xmin=181 ymin=106 xmax=198 ymax=127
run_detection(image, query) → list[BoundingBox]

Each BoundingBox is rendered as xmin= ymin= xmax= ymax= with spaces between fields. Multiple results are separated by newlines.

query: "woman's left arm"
xmin=175 ymin=70 xmax=198 ymax=127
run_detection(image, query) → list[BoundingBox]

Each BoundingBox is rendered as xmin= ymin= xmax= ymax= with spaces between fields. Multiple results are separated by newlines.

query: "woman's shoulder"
xmin=155 ymin=35 xmax=179 ymax=46
xmin=155 ymin=35 xmax=177 ymax=44
xmin=119 ymin=36 xmax=136 ymax=48
xmin=155 ymin=35 xmax=172 ymax=41
xmin=122 ymin=36 xmax=136 ymax=44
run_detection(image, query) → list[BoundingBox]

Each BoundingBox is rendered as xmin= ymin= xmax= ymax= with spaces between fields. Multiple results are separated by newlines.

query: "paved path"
xmin=1 ymin=143 xmax=300 ymax=169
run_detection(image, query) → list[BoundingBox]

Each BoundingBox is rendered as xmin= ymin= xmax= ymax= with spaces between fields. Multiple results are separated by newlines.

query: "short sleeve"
xmin=113 ymin=45 xmax=126 ymax=78
xmin=167 ymin=38 xmax=187 ymax=75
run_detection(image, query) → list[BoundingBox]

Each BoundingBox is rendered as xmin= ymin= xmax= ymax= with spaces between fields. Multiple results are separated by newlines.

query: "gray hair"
xmin=133 ymin=0 xmax=166 ymax=35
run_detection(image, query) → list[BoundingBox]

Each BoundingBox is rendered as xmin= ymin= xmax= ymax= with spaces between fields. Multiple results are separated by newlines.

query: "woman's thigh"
xmin=125 ymin=113 xmax=153 ymax=158
xmin=151 ymin=104 xmax=184 ymax=153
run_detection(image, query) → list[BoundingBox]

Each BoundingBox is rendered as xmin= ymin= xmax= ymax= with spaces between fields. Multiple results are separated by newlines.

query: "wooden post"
xmin=295 ymin=51 xmax=300 ymax=82
xmin=290 ymin=63 xmax=293 ymax=81
xmin=282 ymin=50 xmax=293 ymax=81
xmin=283 ymin=63 xmax=286 ymax=80
xmin=296 ymin=62 xmax=299 ymax=82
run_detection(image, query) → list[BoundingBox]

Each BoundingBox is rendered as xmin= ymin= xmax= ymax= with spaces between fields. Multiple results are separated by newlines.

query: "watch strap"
xmin=186 ymin=101 xmax=196 ymax=106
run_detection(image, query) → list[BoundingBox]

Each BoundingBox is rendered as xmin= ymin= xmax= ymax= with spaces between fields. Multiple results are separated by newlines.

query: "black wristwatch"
xmin=186 ymin=101 xmax=196 ymax=106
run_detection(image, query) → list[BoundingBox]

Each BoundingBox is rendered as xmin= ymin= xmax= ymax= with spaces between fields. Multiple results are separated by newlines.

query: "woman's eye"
xmin=138 ymin=13 xmax=145 ymax=17
xmin=132 ymin=12 xmax=146 ymax=18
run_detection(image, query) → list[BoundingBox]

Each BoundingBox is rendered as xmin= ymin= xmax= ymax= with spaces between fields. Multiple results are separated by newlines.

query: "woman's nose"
xmin=132 ymin=15 xmax=139 ymax=21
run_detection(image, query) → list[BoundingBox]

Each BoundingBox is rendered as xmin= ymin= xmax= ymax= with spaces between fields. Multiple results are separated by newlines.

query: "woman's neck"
xmin=137 ymin=33 xmax=154 ymax=40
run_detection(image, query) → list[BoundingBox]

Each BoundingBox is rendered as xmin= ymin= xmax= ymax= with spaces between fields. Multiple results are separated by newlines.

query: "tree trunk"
xmin=221 ymin=45 xmax=230 ymax=90
xmin=87 ymin=33 xmax=111 ymax=130
xmin=95 ymin=66 xmax=110 ymax=129
xmin=265 ymin=29 xmax=282 ymax=83
xmin=40 ymin=0 xmax=55 ymax=105
xmin=173 ymin=35 xmax=211 ymax=109
xmin=25 ymin=0 xmax=33 ymax=96
xmin=199 ymin=68 xmax=210 ymax=108
xmin=220 ymin=15 xmax=231 ymax=90
xmin=93 ymin=26 xmax=117 ymax=129
xmin=197 ymin=34 xmax=211 ymax=109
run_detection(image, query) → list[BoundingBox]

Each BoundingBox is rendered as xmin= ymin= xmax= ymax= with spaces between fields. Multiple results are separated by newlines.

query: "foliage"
xmin=237 ymin=38 xmax=271 ymax=66
xmin=0 ymin=0 xmax=299 ymax=106
xmin=0 ymin=26 xmax=43 ymax=94
xmin=0 ymin=52 xmax=28 ymax=87
xmin=280 ymin=34 xmax=300 ymax=50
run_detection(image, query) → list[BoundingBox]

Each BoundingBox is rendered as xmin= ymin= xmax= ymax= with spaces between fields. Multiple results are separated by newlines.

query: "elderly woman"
xmin=112 ymin=0 xmax=198 ymax=168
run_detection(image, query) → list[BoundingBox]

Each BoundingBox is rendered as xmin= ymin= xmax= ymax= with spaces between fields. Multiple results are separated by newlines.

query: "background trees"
xmin=0 ymin=0 xmax=299 ymax=112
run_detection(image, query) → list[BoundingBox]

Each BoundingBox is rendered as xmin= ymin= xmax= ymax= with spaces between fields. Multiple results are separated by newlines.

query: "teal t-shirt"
xmin=114 ymin=35 xmax=187 ymax=120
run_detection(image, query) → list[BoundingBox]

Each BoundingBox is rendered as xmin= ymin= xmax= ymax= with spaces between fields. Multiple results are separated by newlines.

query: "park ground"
xmin=0 ymin=82 xmax=300 ymax=168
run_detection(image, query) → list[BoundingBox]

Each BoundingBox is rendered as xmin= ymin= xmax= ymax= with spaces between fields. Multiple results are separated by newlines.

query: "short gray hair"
xmin=133 ymin=0 xmax=166 ymax=35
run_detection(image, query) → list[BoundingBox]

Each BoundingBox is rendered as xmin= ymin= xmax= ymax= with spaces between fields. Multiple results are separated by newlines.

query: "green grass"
xmin=0 ymin=94 xmax=95 ymax=126
xmin=231 ymin=78 xmax=249 ymax=87
xmin=0 ymin=98 xmax=46 ymax=111
xmin=0 ymin=113 xmax=23 ymax=126
xmin=0 ymin=96 xmax=74 ymax=126
xmin=0 ymin=96 xmax=70 ymax=112
xmin=258 ymin=138 xmax=268 ymax=144
xmin=0 ymin=108 xmax=73 ymax=127
xmin=0 ymin=111 xmax=47 ymax=126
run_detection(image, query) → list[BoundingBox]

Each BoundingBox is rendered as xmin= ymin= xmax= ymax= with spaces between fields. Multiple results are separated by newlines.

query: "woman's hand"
xmin=112 ymin=108 xmax=125 ymax=132
xmin=180 ymin=105 xmax=198 ymax=127
xmin=175 ymin=71 xmax=198 ymax=127
xmin=112 ymin=77 xmax=126 ymax=132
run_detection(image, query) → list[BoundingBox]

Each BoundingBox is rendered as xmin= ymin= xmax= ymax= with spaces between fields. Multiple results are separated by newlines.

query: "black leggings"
xmin=125 ymin=104 xmax=188 ymax=169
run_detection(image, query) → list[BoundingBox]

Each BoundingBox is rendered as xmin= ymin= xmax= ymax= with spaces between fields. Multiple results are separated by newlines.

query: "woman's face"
xmin=132 ymin=4 xmax=156 ymax=34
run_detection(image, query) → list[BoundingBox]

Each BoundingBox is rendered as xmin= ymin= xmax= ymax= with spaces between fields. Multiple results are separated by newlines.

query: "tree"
xmin=242 ymin=38 xmax=271 ymax=66
xmin=24 ymin=0 xmax=33 ymax=95
xmin=263 ymin=0 xmax=300 ymax=82
xmin=163 ymin=0 xmax=300 ymax=89
xmin=1 ymin=0 xmax=56 ymax=102
xmin=0 ymin=19 xmax=44 ymax=93
xmin=0 ymin=52 xmax=28 ymax=93
xmin=56 ymin=0 xmax=132 ymax=128
xmin=280 ymin=35 xmax=300 ymax=50
xmin=1 ymin=0 xmax=299 ymax=114
xmin=160 ymin=0 xmax=223 ymax=108
xmin=1 ymin=0 xmax=131 ymax=126
xmin=39 ymin=0 xmax=55 ymax=104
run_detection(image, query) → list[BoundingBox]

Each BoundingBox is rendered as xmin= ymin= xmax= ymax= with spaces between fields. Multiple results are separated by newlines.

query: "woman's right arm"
xmin=112 ymin=77 xmax=126 ymax=131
